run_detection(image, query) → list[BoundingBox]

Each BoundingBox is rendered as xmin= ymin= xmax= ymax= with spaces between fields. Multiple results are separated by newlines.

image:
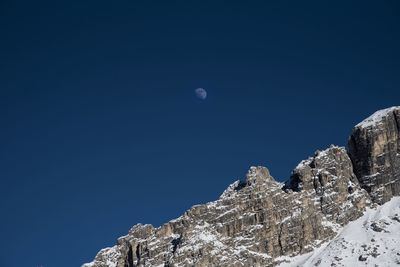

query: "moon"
xmin=194 ymin=88 xmax=207 ymax=100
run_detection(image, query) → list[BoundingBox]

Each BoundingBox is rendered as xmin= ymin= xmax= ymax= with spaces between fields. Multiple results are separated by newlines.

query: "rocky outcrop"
xmin=83 ymin=106 xmax=400 ymax=267
xmin=348 ymin=106 xmax=400 ymax=204
xmin=284 ymin=146 xmax=370 ymax=225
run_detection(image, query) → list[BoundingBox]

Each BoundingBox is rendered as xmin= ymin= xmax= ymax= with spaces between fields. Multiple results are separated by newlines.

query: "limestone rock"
xmin=348 ymin=106 xmax=400 ymax=204
xmin=284 ymin=145 xmax=370 ymax=224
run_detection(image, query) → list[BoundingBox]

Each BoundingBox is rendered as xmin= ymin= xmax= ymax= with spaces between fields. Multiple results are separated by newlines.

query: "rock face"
xmin=284 ymin=146 xmax=370 ymax=225
xmin=348 ymin=106 xmax=400 ymax=204
xmin=83 ymin=107 xmax=400 ymax=267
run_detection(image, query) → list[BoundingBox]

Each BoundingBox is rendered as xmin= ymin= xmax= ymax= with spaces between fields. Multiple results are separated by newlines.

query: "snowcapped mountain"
xmin=83 ymin=107 xmax=400 ymax=267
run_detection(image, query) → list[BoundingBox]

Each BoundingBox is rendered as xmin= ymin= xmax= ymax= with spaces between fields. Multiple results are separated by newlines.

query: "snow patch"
xmin=82 ymin=246 xmax=120 ymax=267
xmin=355 ymin=106 xmax=400 ymax=129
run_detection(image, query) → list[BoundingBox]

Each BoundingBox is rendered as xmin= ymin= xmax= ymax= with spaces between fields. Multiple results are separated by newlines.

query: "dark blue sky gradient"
xmin=1 ymin=1 xmax=400 ymax=266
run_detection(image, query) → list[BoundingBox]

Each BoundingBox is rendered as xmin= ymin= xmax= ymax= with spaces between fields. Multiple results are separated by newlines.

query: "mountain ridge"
xmin=83 ymin=106 xmax=400 ymax=267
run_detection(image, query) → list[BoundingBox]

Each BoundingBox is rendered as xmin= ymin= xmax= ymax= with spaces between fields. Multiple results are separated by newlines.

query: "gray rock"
xmin=284 ymin=145 xmax=370 ymax=225
xmin=348 ymin=106 xmax=400 ymax=204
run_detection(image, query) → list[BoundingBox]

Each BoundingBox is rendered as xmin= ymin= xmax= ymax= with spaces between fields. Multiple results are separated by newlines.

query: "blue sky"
xmin=1 ymin=1 xmax=400 ymax=266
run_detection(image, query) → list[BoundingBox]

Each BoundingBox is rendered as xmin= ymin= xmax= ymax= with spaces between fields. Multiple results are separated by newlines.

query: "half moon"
xmin=195 ymin=88 xmax=207 ymax=100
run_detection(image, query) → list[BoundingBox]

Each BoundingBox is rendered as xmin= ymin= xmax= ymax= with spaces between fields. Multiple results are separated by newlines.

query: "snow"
xmin=179 ymin=222 xmax=226 ymax=252
xmin=293 ymin=145 xmax=343 ymax=172
xmin=82 ymin=246 xmax=120 ymax=267
xmin=219 ymin=180 xmax=241 ymax=198
xmin=294 ymin=158 xmax=312 ymax=171
xmin=355 ymin=106 xmax=400 ymax=129
xmin=277 ymin=196 xmax=400 ymax=267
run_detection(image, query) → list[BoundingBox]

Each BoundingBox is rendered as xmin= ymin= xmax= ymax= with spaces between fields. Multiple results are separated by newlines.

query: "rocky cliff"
xmin=348 ymin=107 xmax=400 ymax=204
xmin=83 ymin=106 xmax=400 ymax=267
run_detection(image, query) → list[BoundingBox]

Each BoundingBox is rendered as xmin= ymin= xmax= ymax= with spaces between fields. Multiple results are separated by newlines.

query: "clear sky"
xmin=1 ymin=1 xmax=400 ymax=266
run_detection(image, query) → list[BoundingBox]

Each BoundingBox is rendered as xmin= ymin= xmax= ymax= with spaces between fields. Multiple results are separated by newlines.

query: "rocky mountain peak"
xmin=348 ymin=106 xmax=400 ymax=204
xmin=285 ymin=145 xmax=350 ymax=192
xmin=245 ymin=166 xmax=274 ymax=186
xmin=354 ymin=106 xmax=400 ymax=129
xmin=83 ymin=107 xmax=400 ymax=267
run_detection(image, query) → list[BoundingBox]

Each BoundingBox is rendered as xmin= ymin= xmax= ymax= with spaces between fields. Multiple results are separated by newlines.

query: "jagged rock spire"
xmin=246 ymin=166 xmax=273 ymax=186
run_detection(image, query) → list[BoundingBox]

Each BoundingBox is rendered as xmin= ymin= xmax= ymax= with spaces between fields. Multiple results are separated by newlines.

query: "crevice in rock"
xmin=347 ymin=135 xmax=366 ymax=192
xmin=319 ymin=196 xmax=325 ymax=214
xmin=348 ymin=133 xmax=358 ymax=155
xmin=315 ymin=173 xmax=327 ymax=215
xmin=124 ymin=244 xmax=134 ymax=267
xmin=393 ymin=111 xmax=400 ymax=134
xmin=310 ymin=158 xmax=316 ymax=169
xmin=312 ymin=175 xmax=319 ymax=193
xmin=348 ymin=186 xmax=354 ymax=194
xmin=278 ymin=223 xmax=284 ymax=255
xmin=317 ymin=173 xmax=324 ymax=188
xmin=171 ymin=235 xmax=182 ymax=254
xmin=135 ymin=244 xmax=141 ymax=266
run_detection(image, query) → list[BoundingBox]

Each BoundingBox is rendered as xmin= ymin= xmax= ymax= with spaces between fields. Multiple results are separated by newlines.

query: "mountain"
xmin=83 ymin=106 xmax=400 ymax=267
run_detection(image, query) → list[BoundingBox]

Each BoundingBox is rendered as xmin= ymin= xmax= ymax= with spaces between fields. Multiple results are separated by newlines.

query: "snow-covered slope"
xmin=278 ymin=197 xmax=400 ymax=267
